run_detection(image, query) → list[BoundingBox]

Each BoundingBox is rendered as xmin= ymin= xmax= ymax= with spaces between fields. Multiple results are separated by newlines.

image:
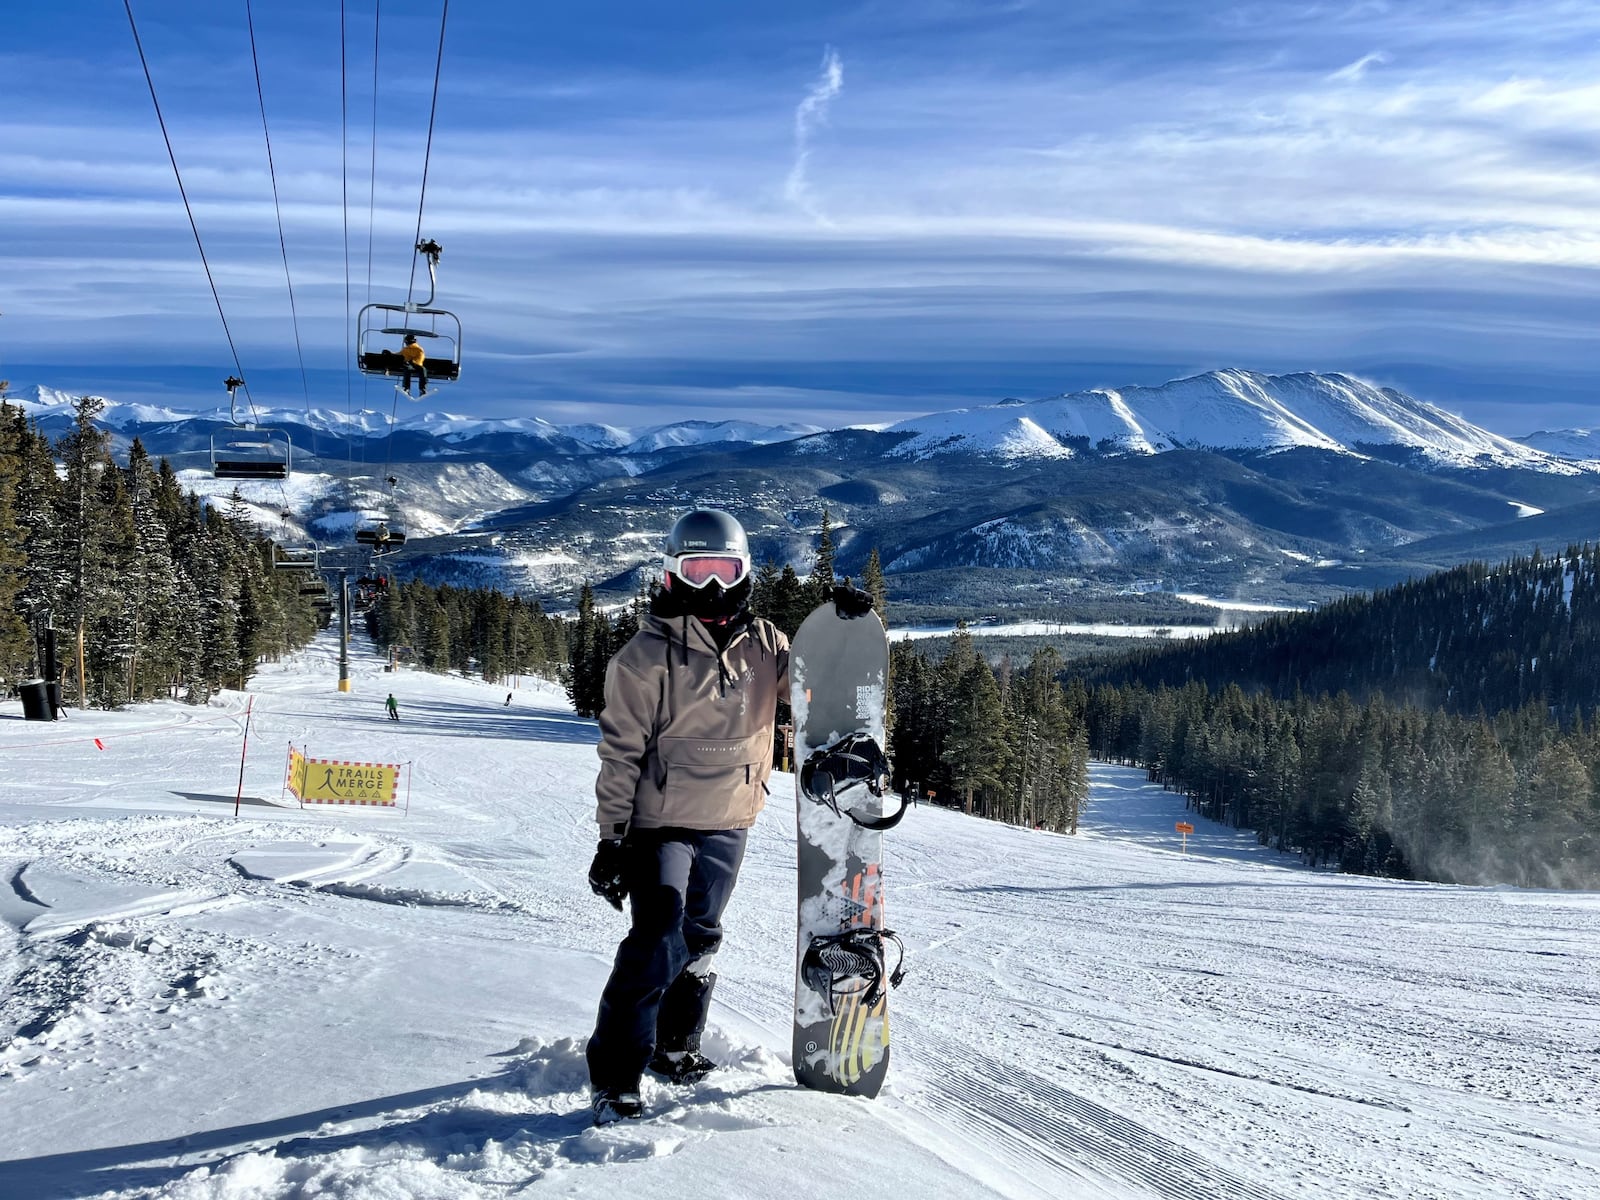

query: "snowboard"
xmin=790 ymin=602 xmax=906 ymax=1097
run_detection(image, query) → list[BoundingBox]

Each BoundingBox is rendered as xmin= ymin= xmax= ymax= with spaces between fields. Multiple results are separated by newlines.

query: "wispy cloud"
xmin=785 ymin=46 xmax=844 ymax=222
xmin=1327 ymin=50 xmax=1390 ymax=83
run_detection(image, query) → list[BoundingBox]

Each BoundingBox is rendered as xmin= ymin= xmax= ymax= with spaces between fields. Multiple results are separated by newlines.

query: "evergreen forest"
xmin=0 ymin=397 xmax=325 ymax=706
xmin=1061 ymin=548 xmax=1600 ymax=888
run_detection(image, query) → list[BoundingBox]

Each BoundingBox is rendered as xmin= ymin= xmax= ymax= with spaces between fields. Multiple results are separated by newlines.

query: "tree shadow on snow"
xmin=0 ymin=1068 xmax=586 ymax=1198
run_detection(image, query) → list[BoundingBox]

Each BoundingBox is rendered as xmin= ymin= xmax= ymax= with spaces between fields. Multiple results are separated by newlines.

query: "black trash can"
xmin=20 ymin=680 xmax=55 ymax=721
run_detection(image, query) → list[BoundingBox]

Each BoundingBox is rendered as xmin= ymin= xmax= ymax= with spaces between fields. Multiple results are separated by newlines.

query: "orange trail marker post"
xmin=1176 ymin=820 xmax=1194 ymax=853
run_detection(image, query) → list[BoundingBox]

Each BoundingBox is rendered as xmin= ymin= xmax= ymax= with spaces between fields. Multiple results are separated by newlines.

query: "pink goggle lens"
xmin=676 ymin=554 xmax=747 ymax=587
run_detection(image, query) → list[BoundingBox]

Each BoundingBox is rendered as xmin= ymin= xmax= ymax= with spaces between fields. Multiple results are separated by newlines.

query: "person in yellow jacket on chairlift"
xmin=399 ymin=334 xmax=428 ymax=397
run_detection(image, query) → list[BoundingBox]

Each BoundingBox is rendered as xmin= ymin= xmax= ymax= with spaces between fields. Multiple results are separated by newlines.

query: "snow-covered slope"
xmin=887 ymin=370 xmax=1587 ymax=471
xmin=624 ymin=419 xmax=825 ymax=453
xmin=1518 ymin=428 xmax=1600 ymax=461
xmin=1 ymin=633 xmax=1595 ymax=1200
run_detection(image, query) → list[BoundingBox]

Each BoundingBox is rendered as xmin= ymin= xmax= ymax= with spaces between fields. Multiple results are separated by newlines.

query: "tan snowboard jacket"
xmin=595 ymin=611 xmax=790 ymax=838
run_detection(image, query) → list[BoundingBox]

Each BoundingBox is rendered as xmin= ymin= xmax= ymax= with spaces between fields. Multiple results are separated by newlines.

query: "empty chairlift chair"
xmin=273 ymin=544 xmax=319 ymax=572
xmin=212 ymin=429 xmax=292 ymax=480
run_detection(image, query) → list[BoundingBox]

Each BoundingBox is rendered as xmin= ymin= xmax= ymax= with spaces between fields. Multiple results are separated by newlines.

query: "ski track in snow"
xmin=0 ymin=632 xmax=1596 ymax=1199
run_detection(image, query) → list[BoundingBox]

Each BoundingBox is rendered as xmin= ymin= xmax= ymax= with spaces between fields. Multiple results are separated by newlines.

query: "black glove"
xmin=588 ymin=839 xmax=628 ymax=910
xmin=832 ymin=584 xmax=874 ymax=619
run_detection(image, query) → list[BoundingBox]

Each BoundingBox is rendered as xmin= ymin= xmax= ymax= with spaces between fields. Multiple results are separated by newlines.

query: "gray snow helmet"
xmin=665 ymin=508 xmax=749 ymax=560
xmin=663 ymin=508 xmax=753 ymax=619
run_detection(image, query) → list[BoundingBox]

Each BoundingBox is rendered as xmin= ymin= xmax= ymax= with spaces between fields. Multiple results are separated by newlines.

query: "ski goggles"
xmin=665 ymin=551 xmax=751 ymax=589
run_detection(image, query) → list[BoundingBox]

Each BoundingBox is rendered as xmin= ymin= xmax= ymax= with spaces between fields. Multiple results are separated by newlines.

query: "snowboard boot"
xmin=591 ymin=1088 xmax=644 ymax=1126
xmin=647 ymin=1048 xmax=716 ymax=1085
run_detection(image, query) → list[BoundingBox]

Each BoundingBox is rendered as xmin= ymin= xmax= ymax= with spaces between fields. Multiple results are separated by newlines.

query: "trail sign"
xmin=1175 ymin=820 xmax=1194 ymax=853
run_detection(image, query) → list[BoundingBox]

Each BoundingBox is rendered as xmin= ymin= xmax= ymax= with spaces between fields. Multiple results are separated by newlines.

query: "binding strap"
xmin=800 ymin=733 xmax=907 ymax=830
xmin=801 ymin=927 xmax=907 ymax=1015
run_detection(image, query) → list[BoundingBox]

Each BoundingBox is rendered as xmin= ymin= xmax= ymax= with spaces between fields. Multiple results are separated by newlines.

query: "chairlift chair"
xmin=273 ymin=543 xmax=320 ymax=572
xmin=298 ymin=579 xmax=329 ymax=598
xmin=355 ymin=303 xmax=462 ymax=384
xmin=354 ymin=520 xmax=406 ymax=551
xmin=212 ymin=429 xmax=292 ymax=480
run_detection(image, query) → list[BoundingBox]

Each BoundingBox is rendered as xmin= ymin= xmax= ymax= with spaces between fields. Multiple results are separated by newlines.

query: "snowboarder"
xmin=385 ymin=693 xmax=399 ymax=721
xmin=399 ymin=334 xmax=427 ymax=397
xmin=505 ymin=693 xmax=513 ymax=706
xmin=583 ymin=508 xmax=773 ymax=1125
xmin=583 ymin=508 xmax=870 ymax=1126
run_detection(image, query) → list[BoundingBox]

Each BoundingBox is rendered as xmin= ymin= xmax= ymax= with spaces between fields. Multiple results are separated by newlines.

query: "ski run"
xmin=1 ymin=631 xmax=1596 ymax=1200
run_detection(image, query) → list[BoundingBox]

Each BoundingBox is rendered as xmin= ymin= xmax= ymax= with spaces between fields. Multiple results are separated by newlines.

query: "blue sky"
xmin=3 ymin=0 xmax=1598 ymax=433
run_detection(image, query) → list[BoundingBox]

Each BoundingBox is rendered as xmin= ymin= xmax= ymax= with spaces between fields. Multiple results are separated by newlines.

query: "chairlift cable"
xmin=356 ymin=0 xmax=382 ymax=498
xmin=123 ymin=0 xmax=259 ymax=426
xmin=340 ymin=0 xmax=355 ymax=485
xmin=244 ymin=0 xmax=319 ymax=479
xmin=366 ymin=0 xmax=382 ymax=311
xmin=404 ymin=0 xmax=450 ymax=306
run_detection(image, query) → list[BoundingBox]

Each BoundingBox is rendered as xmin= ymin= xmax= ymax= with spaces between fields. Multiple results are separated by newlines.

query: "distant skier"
xmin=399 ymin=334 xmax=428 ymax=397
xmin=583 ymin=508 xmax=871 ymax=1126
xmin=385 ymin=693 xmax=399 ymax=721
xmin=505 ymin=693 xmax=513 ymax=706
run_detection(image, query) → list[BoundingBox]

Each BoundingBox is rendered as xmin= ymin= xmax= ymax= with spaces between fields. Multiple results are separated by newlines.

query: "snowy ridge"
xmin=886 ymin=370 xmax=1591 ymax=471
xmin=5 ymin=385 xmax=816 ymax=450
xmin=1517 ymin=427 xmax=1600 ymax=461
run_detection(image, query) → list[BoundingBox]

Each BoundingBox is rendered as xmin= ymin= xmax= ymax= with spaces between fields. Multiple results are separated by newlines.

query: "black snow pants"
xmin=586 ymin=826 xmax=748 ymax=1092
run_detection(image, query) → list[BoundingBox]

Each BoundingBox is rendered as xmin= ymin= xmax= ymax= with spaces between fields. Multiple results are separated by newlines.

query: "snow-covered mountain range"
xmin=5 ymin=385 xmax=822 ymax=456
xmin=9 ymin=371 xmax=1598 ymax=605
xmin=883 ymin=370 xmax=1589 ymax=472
xmin=11 ymin=371 xmax=1590 ymax=473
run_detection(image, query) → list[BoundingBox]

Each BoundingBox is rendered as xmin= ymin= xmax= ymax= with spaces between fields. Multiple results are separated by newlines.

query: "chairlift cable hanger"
xmin=405 ymin=0 xmax=450 ymax=308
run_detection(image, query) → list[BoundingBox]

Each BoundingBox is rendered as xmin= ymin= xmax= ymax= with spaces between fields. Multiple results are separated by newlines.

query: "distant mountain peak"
xmin=885 ymin=369 xmax=1588 ymax=473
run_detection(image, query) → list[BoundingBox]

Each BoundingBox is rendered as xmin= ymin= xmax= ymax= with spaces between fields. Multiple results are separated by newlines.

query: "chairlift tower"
xmin=338 ymin=568 xmax=351 ymax=693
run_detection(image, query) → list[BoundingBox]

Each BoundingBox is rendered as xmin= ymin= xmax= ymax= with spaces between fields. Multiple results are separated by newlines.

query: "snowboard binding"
xmin=800 ymin=734 xmax=906 ymax=830
xmin=801 ymin=926 xmax=907 ymax=1016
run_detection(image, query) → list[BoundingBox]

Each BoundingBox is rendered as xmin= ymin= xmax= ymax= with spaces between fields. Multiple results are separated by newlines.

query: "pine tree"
xmin=772 ymin=564 xmax=810 ymax=636
xmin=862 ymin=547 xmax=888 ymax=623
xmin=121 ymin=439 xmax=182 ymax=700
xmin=751 ymin=558 xmax=780 ymax=620
xmin=807 ymin=509 xmax=836 ymax=608
xmin=567 ymin=583 xmax=603 ymax=717
xmin=947 ymin=657 xmax=1007 ymax=815
xmin=0 ymin=404 xmax=32 ymax=684
xmin=56 ymin=396 xmax=119 ymax=706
